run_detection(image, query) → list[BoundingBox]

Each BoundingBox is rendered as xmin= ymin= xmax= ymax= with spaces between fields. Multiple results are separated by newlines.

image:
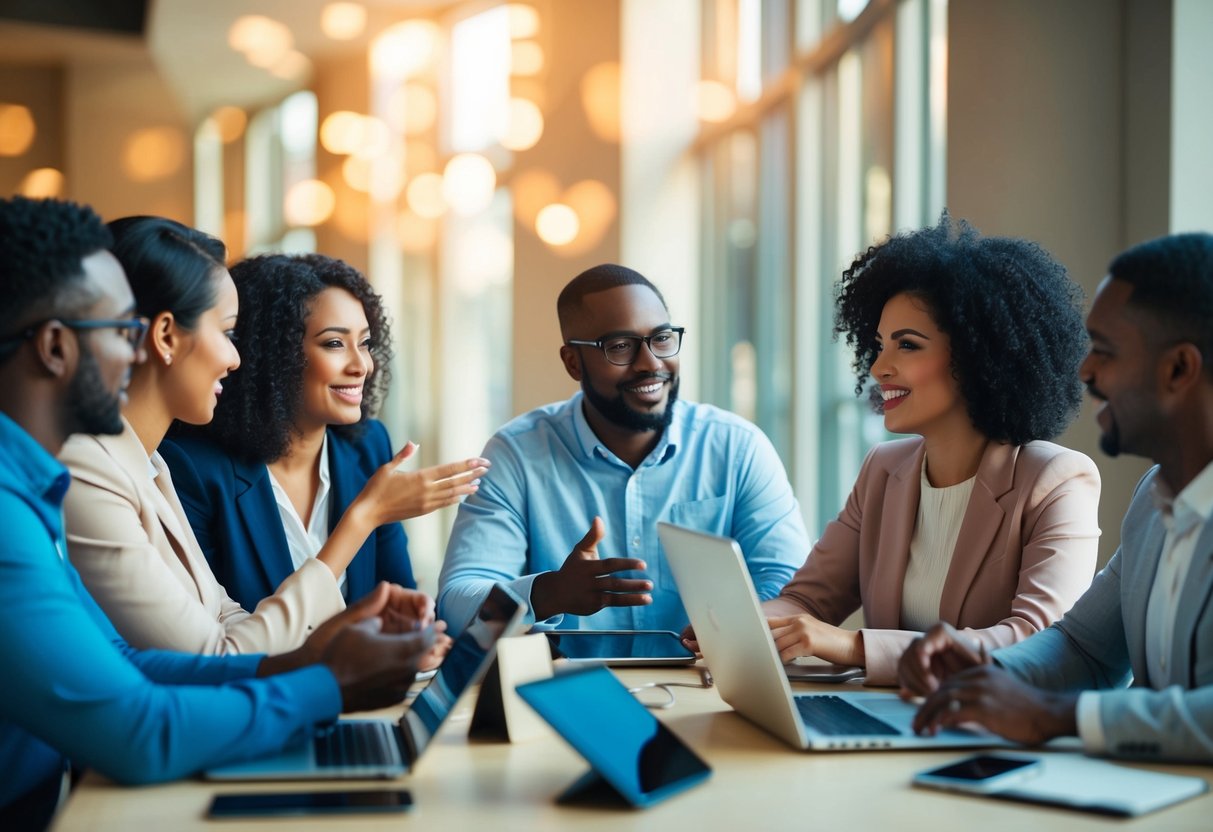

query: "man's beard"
xmin=66 ymin=341 xmax=124 ymax=436
xmin=1087 ymin=382 xmax=1121 ymax=457
xmin=581 ymin=372 xmax=679 ymax=433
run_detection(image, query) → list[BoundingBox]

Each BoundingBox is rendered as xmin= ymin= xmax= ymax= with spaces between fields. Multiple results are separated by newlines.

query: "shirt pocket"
xmin=659 ymin=496 xmax=730 ymax=590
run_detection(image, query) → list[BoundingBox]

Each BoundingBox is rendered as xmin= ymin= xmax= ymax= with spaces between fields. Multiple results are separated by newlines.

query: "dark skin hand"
xmin=898 ymin=621 xmax=989 ymax=698
xmin=530 ymin=517 xmax=652 ymax=621
xmin=912 ymin=664 xmax=1079 ymax=745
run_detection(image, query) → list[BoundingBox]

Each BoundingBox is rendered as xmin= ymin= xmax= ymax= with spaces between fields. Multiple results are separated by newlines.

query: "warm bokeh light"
xmin=498 ymin=98 xmax=544 ymax=151
xmin=695 ymin=79 xmax=737 ymax=122
xmin=580 ymin=62 xmax=621 ymax=143
xmin=506 ymin=4 xmax=540 ymax=39
xmin=210 ymin=106 xmax=247 ymax=143
xmin=442 ymin=153 xmax=497 ymax=216
xmin=284 ymin=179 xmax=335 ymax=226
xmin=342 ymin=155 xmax=373 ymax=192
xmin=451 ymin=223 xmax=513 ymax=296
xmin=387 ymin=84 xmax=437 ymax=136
xmin=397 ymin=210 xmax=438 ymax=253
xmin=319 ymin=111 xmax=389 ymax=158
xmin=0 ymin=103 xmax=36 ymax=156
xmin=321 ymin=2 xmax=367 ymax=41
xmin=229 ymin=15 xmax=293 ymax=69
xmin=18 ymin=167 xmax=64 ymax=198
xmin=122 ymin=126 xmax=187 ymax=182
xmin=406 ymin=172 xmax=447 ymax=219
xmin=368 ymin=156 xmax=405 ymax=202
xmin=270 ymin=50 xmax=312 ymax=81
xmin=536 ymin=203 xmax=580 ymax=246
xmin=404 ymin=139 xmax=437 ymax=174
xmin=371 ymin=20 xmax=440 ymax=78
xmin=510 ymin=41 xmax=544 ymax=76
xmin=560 ymin=178 xmax=616 ymax=253
xmin=348 ymin=115 xmax=391 ymax=159
xmin=511 ymin=167 xmax=560 ymax=225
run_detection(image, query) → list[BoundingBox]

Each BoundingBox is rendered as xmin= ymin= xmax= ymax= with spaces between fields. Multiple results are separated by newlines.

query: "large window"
xmin=698 ymin=0 xmax=946 ymax=536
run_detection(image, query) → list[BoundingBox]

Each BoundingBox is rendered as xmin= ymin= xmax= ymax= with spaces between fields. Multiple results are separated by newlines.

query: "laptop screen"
xmin=401 ymin=584 xmax=523 ymax=760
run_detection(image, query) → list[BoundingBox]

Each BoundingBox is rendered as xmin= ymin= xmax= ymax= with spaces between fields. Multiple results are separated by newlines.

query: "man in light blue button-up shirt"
xmin=438 ymin=264 xmax=809 ymax=635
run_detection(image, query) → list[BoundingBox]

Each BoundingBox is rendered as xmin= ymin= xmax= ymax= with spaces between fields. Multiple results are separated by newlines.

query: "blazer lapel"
xmin=865 ymin=443 xmax=923 ymax=629
xmin=1170 ymin=519 xmax=1213 ymax=686
xmin=1121 ymin=476 xmax=1168 ymax=683
xmin=232 ymin=457 xmax=298 ymax=592
xmin=938 ymin=442 xmax=1014 ymax=623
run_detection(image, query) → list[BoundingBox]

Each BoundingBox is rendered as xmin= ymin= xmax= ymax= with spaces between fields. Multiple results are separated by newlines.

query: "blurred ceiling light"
xmin=695 ymin=79 xmax=737 ymax=122
xmin=18 ymin=167 xmax=64 ymax=198
xmin=442 ymin=153 xmax=497 ymax=216
xmin=269 ymin=50 xmax=312 ymax=81
xmin=0 ymin=103 xmax=36 ymax=156
xmin=320 ymin=110 xmax=364 ymax=155
xmin=497 ymin=98 xmax=543 ymax=152
xmin=510 ymin=40 xmax=544 ymax=75
xmin=511 ymin=167 xmax=560 ymax=226
xmin=506 ymin=4 xmax=540 ymax=39
xmin=561 ymin=178 xmax=616 ymax=252
xmin=348 ymin=115 xmax=391 ymax=159
xmin=397 ymin=210 xmax=438 ymax=253
xmin=510 ymin=77 xmax=545 ymax=110
xmin=230 ymin=16 xmax=294 ymax=68
xmin=321 ymin=2 xmax=367 ymax=40
xmin=342 ymin=155 xmax=373 ymax=192
xmin=284 ymin=179 xmax=336 ymax=226
xmin=122 ymin=126 xmax=186 ymax=182
xmin=406 ymin=172 xmax=447 ymax=219
xmin=368 ymin=157 xmax=405 ymax=202
xmin=387 ymin=84 xmax=437 ymax=136
xmin=404 ymin=139 xmax=437 ymax=174
xmin=372 ymin=20 xmax=440 ymax=79
xmin=580 ymin=62 xmax=621 ymax=143
xmin=451 ymin=223 xmax=513 ymax=296
xmin=210 ymin=106 xmax=248 ymax=143
xmin=535 ymin=203 xmax=580 ymax=247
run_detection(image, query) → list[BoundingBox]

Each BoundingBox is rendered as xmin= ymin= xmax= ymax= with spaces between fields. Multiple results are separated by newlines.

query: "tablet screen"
xmin=545 ymin=630 xmax=695 ymax=663
xmin=516 ymin=665 xmax=711 ymax=806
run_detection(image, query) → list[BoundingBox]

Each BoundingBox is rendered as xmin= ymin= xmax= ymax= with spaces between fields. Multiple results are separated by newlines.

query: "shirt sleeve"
xmin=1076 ymin=691 xmax=1108 ymax=753
xmin=729 ymin=425 xmax=811 ymax=602
xmin=0 ymin=495 xmax=342 ymax=788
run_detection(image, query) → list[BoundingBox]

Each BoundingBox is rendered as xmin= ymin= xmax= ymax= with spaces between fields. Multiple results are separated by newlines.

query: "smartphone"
xmin=544 ymin=630 xmax=697 ymax=666
xmin=207 ymin=789 xmax=413 ymax=818
xmin=913 ymin=754 xmax=1043 ymax=795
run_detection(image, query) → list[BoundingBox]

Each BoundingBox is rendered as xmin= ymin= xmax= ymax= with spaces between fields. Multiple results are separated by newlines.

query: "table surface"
xmin=50 ymin=666 xmax=1212 ymax=831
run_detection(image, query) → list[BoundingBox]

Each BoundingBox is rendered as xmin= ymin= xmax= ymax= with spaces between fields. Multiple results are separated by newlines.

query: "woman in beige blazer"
xmin=762 ymin=215 xmax=1101 ymax=685
xmin=60 ymin=217 xmax=485 ymax=655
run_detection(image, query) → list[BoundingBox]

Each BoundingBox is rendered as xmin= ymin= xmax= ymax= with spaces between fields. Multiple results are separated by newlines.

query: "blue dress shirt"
xmin=437 ymin=394 xmax=809 ymax=634
xmin=0 ymin=413 xmax=341 ymax=816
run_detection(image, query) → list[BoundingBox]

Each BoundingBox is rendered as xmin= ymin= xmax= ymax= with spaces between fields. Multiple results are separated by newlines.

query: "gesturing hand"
xmin=359 ymin=442 xmax=491 ymax=525
xmin=530 ymin=517 xmax=652 ymax=621
xmin=898 ymin=621 xmax=990 ymax=699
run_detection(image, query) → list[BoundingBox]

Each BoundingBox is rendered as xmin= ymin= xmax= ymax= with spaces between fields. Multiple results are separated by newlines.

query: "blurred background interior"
xmin=1 ymin=0 xmax=1210 ymax=592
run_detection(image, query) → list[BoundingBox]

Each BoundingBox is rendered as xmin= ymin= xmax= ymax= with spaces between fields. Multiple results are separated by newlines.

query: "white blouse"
xmin=266 ymin=433 xmax=347 ymax=595
xmin=899 ymin=460 xmax=976 ymax=632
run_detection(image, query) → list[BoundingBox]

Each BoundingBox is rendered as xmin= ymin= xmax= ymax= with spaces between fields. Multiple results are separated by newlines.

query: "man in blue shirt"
xmin=438 ymin=264 xmax=808 ymax=635
xmin=0 ymin=196 xmax=434 ymax=829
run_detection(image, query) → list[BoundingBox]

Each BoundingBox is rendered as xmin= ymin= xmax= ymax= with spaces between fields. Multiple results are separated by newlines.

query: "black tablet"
xmin=544 ymin=630 xmax=696 ymax=666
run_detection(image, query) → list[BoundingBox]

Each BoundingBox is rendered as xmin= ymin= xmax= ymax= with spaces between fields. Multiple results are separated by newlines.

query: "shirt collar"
xmin=0 ymin=411 xmax=71 ymax=510
xmin=569 ymin=391 xmax=681 ymax=467
xmin=1152 ymin=458 xmax=1213 ymax=534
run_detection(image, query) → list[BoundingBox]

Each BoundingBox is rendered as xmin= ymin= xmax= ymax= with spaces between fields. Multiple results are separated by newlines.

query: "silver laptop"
xmin=658 ymin=523 xmax=1007 ymax=751
xmin=206 ymin=584 xmax=527 ymax=780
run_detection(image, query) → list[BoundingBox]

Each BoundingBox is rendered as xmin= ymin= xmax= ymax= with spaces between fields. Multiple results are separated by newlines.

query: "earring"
xmin=163 ymin=353 xmax=173 ymax=366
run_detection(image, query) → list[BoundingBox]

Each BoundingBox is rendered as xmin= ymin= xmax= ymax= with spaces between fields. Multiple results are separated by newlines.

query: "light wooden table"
xmin=50 ymin=667 xmax=1212 ymax=831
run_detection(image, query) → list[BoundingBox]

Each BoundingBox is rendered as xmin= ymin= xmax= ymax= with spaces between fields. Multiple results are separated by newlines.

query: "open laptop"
xmin=206 ymin=583 xmax=527 ymax=780
xmin=658 ymin=523 xmax=1008 ymax=751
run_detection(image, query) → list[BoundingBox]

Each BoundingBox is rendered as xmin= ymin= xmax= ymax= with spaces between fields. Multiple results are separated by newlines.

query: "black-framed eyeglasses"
xmin=0 ymin=316 xmax=151 ymax=351
xmin=566 ymin=326 xmax=685 ymax=366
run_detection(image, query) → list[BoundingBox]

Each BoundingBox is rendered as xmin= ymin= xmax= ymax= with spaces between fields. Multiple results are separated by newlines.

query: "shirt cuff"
xmin=1075 ymin=690 xmax=1107 ymax=754
xmin=516 ymin=572 xmax=564 ymax=629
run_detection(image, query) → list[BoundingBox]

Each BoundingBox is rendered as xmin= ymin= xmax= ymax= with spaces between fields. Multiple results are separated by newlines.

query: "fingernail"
xmin=469 ymin=479 xmax=481 ymax=487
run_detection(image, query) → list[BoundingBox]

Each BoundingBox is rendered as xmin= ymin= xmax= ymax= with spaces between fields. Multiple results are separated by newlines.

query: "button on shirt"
xmin=436 ymin=393 xmax=810 ymax=634
xmin=1076 ymin=459 xmax=1213 ymax=751
xmin=266 ymin=434 xmax=345 ymax=596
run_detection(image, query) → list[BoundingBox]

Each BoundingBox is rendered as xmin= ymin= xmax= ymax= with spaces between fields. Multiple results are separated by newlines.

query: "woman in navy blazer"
xmin=162 ymin=254 xmax=488 ymax=611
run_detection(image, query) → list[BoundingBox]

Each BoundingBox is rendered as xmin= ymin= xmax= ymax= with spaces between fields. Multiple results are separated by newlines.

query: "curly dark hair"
xmin=0 ymin=196 xmax=112 ymax=359
xmin=196 ymin=253 xmax=394 ymax=464
xmin=834 ymin=212 xmax=1087 ymax=445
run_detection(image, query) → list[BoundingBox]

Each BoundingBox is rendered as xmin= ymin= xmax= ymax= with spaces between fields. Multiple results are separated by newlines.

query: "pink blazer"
xmin=778 ymin=437 xmax=1100 ymax=685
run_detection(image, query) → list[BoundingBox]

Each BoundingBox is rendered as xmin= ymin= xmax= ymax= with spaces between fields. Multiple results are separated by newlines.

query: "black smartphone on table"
xmin=544 ymin=629 xmax=697 ymax=666
xmin=207 ymin=789 xmax=413 ymax=818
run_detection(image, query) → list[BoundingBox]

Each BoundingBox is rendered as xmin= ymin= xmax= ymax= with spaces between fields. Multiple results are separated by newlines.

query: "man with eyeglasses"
xmin=438 ymin=263 xmax=808 ymax=637
xmin=0 ymin=196 xmax=434 ymax=830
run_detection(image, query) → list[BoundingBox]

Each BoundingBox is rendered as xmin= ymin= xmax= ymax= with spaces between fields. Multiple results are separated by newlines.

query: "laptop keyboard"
xmin=314 ymin=722 xmax=401 ymax=768
xmin=794 ymin=695 xmax=901 ymax=736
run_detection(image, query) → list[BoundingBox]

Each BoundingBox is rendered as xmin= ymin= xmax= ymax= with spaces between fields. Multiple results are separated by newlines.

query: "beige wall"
xmin=948 ymin=0 xmax=1165 ymax=566
xmin=0 ymin=65 xmax=65 ymax=196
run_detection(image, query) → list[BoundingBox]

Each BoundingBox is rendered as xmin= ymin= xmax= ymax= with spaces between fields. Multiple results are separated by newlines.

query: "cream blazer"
xmin=777 ymin=437 xmax=1101 ymax=685
xmin=59 ymin=419 xmax=345 ymax=655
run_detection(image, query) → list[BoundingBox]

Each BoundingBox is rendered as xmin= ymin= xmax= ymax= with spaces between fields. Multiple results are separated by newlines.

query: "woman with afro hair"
xmin=160 ymin=253 xmax=488 ymax=630
xmin=763 ymin=213 xmax=1100 ymax=686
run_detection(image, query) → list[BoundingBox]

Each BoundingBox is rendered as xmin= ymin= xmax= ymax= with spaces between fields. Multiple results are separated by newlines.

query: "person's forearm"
xmin=316 ymin=500 xmax=376 ymax=578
